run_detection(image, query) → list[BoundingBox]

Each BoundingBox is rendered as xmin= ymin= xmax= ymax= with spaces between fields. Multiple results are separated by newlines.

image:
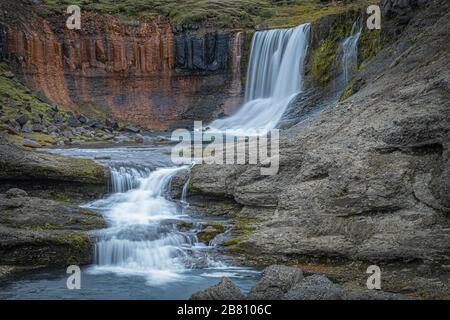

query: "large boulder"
xmin=15 ymin=114 xmax=28 ymax=126
xmin=284 ymin=275 xmax=346 ymax=300
xmin=5 ymin=188 xmax=28 ymax=198
xmin=22 ymin=138 xmax=41 ymax=148
xmin=0 ymin=193 xmax=106 ymax=267
xmin=0 ymin=141 xmax=108 ymax=185
xmin=190 ymin=277 xmax=246 ymax=300
xmin=190 ymin=265 xmax=417 ymax=300
xmin=248 ymin=265 xmax=304 ymax=300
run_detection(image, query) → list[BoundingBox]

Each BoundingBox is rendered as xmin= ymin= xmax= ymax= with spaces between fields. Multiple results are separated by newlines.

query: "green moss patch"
xmin=54 ymin=231 xmax=88 ymax=253
xmin=197 ymin=222 xmax=226 ymax=243
xmin=358 ymin=28 xmax=383 ymax=67
xmin=310 ymin=38 xmax=337 ymax=86
xmin=340 ymin=80 xmax=354 ymax=101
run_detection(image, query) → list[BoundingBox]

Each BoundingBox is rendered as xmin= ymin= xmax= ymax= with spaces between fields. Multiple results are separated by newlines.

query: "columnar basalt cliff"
xmin=2 ymin=12 xmax=245 ymax=130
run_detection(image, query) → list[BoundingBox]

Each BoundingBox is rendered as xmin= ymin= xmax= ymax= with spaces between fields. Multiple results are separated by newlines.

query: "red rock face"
xmin=4 ymin=14 xmax=244 ymax=130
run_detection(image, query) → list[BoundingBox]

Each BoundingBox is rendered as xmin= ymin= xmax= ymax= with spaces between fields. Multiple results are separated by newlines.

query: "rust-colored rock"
xmin=3 ymin=13 xmax=244 ymax=130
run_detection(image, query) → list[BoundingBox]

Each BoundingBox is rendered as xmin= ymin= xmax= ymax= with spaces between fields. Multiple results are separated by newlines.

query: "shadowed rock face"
xmin=0 ymin=190 xmax=106 ymax=268
xmin=189 ymin=0 xmax=450 ymax=265
xmin=2 ymin=13 xmax=244 ymax=130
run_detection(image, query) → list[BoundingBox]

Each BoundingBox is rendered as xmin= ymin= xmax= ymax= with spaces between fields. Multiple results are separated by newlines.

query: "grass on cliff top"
xmin=265 ymin=0 xmax=372 ymax=28
xmin=37 ymin=0 xmax=371 ymax=28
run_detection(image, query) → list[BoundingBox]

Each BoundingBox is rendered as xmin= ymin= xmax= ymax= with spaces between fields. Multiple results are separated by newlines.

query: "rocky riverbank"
xmin=187 ymin=0 xmax=450 ymax=299
xmin=0 ymin=140 xmax=111 ymax=280
xmin=191 ymin=265 xmax=415 ymax=300
xmin=0 ymin=188 xmax=106 ymax=277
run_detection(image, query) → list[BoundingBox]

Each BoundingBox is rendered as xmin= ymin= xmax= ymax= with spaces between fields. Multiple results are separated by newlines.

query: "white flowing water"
xmin=0 ymin=147 xmax=259 ymax=299
xmin=340 ymin=21 xmax=362 ymax=85
xmin=208 ymin=23 xmax=311 ymax=135
xmin=233 ymin=31 xmax=244 ymax=74
xmin=87 ymin=166 xmax=196 ymax=285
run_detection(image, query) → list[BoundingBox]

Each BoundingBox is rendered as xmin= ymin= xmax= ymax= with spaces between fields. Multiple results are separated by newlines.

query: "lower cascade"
xmin=209 ymin=23 xmax=311 ymax=135
xmin=87 ymin=165 xmax=200 ymax=284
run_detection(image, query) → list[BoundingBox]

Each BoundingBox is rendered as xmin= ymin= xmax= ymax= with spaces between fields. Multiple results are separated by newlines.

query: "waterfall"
xmin=208 ymin=23 xmax=311 ymax=135
xmin=181 ymin=177 xmax=190 ymax=204
xmin=87 ymin=165 xmax=199 ymax=284
xmin=232 ymin=32 xmax=244 ymax=75
xmin=109 ymin=166 xmax=151 ymax=193
xmin=340 ymin=20 xmax=362 ymax=86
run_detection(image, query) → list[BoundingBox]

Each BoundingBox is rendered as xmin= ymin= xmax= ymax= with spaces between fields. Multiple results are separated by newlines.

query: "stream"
xmin=0 ymin=144 xmax=259 ymax=300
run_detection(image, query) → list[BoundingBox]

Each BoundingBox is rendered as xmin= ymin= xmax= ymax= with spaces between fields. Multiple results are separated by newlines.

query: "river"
xmin=0 ymin=143 xmax=259 ymax=299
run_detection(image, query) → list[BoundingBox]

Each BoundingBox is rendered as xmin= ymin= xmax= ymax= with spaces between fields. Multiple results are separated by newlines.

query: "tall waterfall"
xmin=87 ymin=166 xmax=198 ymax=284
xmin=209 ymin=23 xmax=311 ymax=135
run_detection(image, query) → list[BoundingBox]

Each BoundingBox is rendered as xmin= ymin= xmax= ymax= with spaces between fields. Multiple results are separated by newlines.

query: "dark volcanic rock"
xmin=67 ymin=115 xmax=80 ymax=127
xmin=190 ymin=277 xmax=246 ymax=300
xmin=54 ymin=114 xmax=65 ymax=123
xmin=191 ymin=265 xmax=417 ymax=300
xmin=77 ymin=115 xmax=88 ymax=124
xmin=190 ymin=0 xmax=450 ymax=266
xmin=31 ymin=124 xmax=43 ymax=132
xmin=20 ymin=123 xmax=32 ymax=133
xmin=169 ymin=169 xmax=189 ymax=199
xmin=22 ymin=101 xmax=31 ymax=112
xmin=5 ymin=188 xmax=28 ymax=198
xmin=105 ymin=118 xmax=118 ymax=130
xmin=0 ymin=193 xmax=106 ymax=267
xmin=174 ymin=32 xmax=231 ymax=72
xmin=284 ymin=274 xmax=346 ymax=300
xmin=15 ymin=114 xmax=28 ymax=126
xmin=124 ymin=125 xmax=140 ymax=133
xmin=382 ymin=0 xmax=418 ymax=19
xmin=248 ymin=265 xmax=304 ymax=300
xmin=0 ymin=141 xmax=109 ymax=185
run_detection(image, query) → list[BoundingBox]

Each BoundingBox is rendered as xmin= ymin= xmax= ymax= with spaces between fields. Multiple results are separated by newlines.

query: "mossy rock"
xmin=358 ymin=28 xmax=383 ymax=66
xmin=309 ymin=11 xmax=357 ymax=87
xmin=197 ymin=222 xmax=226 ymax=243
xmin=340 ymin=80 xmax=354 ymax=101
xmin=178 ymin=221 xmax=194 ymax=231
xmin=54 ymin=231 xmax=85 ymax=251
xmin=222 ymin=236 xmax=245 ymax=247
xmin=0 ymin=141 xmax=109 ymax=185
